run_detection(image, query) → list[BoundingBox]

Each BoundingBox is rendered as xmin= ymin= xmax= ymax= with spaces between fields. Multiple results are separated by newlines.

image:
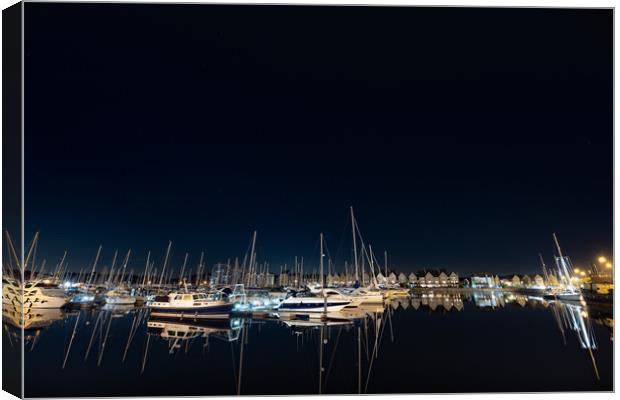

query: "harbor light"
xmin=605 ymin=262 xmax=612 ymax=269
xmin=574 ymin=268 xmax=580 ymax=274
xmin=598 ymin=256 xmax=607 ymax=263
xmin=580 ymin=271 xmax=586 ymax=277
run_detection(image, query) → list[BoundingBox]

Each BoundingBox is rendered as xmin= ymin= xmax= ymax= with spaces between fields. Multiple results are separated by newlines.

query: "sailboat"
xmin=278 ymin=233 xmax=351 ymax=315
xmin=543 ymin=233 xmax=583 ymax=302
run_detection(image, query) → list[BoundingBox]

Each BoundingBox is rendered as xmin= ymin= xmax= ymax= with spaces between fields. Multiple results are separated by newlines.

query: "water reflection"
xmin=4 ymin=291 xmax=612 ymax=396
xmin=410 ymin=292 xmax=464 ymax=311
xmin=147 ymin=317 xmax=243 ymax=354
xmin=3 ymin=305 xmax=65 ymax=351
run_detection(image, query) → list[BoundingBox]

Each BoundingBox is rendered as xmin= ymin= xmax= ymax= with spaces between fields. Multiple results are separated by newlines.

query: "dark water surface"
xmin=4 ymin=292 xmax=613 ymax=396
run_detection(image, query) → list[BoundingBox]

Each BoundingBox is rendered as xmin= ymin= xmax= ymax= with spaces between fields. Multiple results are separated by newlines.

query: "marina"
xmin=1 ymin=212 xmax=614 ymax=395
xmin=2 ymin=3 xmax=613 ymax=398
xmin=2 ymin=290 xmax=612 ymax=396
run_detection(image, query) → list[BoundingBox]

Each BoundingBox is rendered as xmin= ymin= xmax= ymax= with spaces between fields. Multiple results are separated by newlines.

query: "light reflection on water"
xmin=2 ymin=291 xmax=613 ymax=396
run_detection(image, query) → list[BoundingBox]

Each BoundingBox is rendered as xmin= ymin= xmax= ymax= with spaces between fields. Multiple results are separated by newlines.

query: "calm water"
xmin=3 ymin=291 xmax=613 ymax=396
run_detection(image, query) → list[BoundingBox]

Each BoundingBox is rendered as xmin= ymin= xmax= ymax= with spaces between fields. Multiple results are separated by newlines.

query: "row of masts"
xmin=538 ymin=232 xmax=579 ymax=291
xmin=4 ymin=207 xmax=392 ymax=291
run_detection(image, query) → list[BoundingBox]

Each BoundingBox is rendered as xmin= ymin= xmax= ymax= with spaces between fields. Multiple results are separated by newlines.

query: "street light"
xmin=606 ymin=262 xmax=613 ymax=269
xmin=574 ymin=268 xmax=580 ymax=274
xmin=598 ymin=256 xmax=607 ymax=263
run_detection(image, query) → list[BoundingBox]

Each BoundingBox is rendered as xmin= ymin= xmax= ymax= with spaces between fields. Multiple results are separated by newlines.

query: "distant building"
xmin=408 ymin=270 xmax=459 ymax=288
xmin=522 ymin=275 xmax=532 ymax=287
xmin=439 ymin=272 xmax=449 ymax=286
xmin=425 ymin=272 xmax=438 ymax=287
xmin=470 ymin=273 xmax=496 ymax=288
xmin=449 ymin=272 xmax=459 ymax=286
xmin=398 ymin=273 xmax=407 ymax=285
xmin=511 ymin=275 xmax=522 ymax=286
xmin=533 ymin=274 xmax=545 ymax=287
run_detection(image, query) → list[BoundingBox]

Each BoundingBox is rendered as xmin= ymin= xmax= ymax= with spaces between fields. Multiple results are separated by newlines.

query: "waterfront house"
xmin=522 ymin=275 xmax=532 ymax=287
xmin=425 ymin=272 xmax=439 ymax=287
xmin=533 ymin=274 xmax=544 ymax=287
xmin=388 ymin=272 xmax=398 ymax=285
xmin=439 ymin=272 xmax=449 ymax=286
xmin=511 ymin=275 xmax=522 ymax=286
xmin=398 ymin=273 xmax=407 ymax=285
xmin=407 ymin=269 xmax=459 ymax=288
xmin=449 ymin=272 xmax=459 ymax=287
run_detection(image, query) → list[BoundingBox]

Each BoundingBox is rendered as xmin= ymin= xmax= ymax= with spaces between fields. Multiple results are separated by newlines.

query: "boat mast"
xmin=247 ymin=230 xmax=257 ymax=287
xmin=553 ymin=233 xmax=574 ymax=288
xmin=106 ymin=250 xmax=118 ymax=287
xmin=86 ymin=245 xmax=102 ymax=288
xmin=118 ymin=249 xmax=131 ymax=287
xmin=157 ymin=241 xmax=172 ymax=289
xmin=179 ymin=252 xmax=188 ymax=285
xmin=384 ymin=251 xmax=388 ymax=277
xmin=321 ymin=233 xmax=327 ymax=314
xmin=351 ymin=206 xmax=359 ymax=283
xmin=539 ymin=253 xmax=550 ymax=285
xmin=197 ymin=251 xmax=204 ymax=287
xmin=141 ymin=251 xmax=151 ymax=288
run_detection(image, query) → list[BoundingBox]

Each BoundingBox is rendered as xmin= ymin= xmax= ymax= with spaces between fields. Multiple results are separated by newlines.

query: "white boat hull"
xmin=105 ymin=296 xmax=136 ymax=305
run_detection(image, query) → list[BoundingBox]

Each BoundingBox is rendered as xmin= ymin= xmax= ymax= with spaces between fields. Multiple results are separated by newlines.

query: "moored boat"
xmin=543 ymin=234 xmax=583 ymax=303
xmin=277 ymin=291 xmax=351 ymax=313
xmin=68 ymin=292 xmax=96 ymax=307
xmin=105 ymin=289 xmax=137 ymax=305
xmin=2 ymin=278 xmax=69 ymax=310
xmin=148 ymin=290 xmax=233 ymax=319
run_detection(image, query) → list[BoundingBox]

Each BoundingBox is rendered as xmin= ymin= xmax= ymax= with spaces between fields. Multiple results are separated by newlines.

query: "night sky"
xmin=24 ymin=4 xmax=612 ymax=276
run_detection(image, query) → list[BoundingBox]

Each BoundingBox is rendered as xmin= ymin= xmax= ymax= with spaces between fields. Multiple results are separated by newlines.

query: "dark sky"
xmin=24 ymin=4 xmax=612 ymax=276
